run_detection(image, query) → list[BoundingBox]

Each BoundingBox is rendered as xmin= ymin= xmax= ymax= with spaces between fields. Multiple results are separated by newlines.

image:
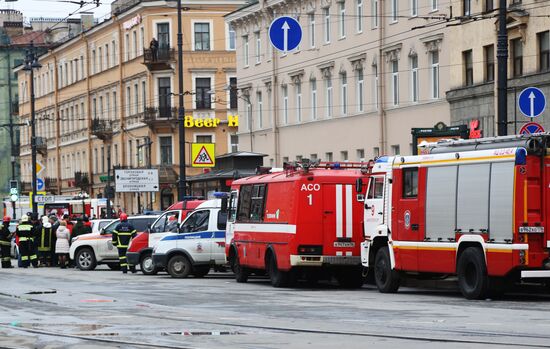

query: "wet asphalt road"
xmin=1 ymin=265 xmax=550 ymax=349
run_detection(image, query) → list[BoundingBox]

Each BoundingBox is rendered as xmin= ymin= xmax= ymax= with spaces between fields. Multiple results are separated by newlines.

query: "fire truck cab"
xmin=226 ymin=162 xmax=369 ymax=288
xmin=361 ymin=134 xmax=550 ymax=299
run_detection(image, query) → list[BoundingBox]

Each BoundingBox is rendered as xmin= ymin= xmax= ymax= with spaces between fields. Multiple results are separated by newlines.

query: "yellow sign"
xmin=191 ymin=143 xmax=215 ymax=168
xmin=29 ymin=191 xmax=47 ymax=208
xmin=184 ymin=115 xmax=239 ymax=128
xmin=36 ymin=160 xmax=44 ymax=175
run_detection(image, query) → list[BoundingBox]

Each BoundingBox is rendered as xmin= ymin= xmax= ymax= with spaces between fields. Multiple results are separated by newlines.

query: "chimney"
xmin=80 ymin=12 xmax=94 ymax=31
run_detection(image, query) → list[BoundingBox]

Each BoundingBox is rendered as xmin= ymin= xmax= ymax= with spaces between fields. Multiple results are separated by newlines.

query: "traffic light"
xmin=9 ymin=180 xmax=18 ymax=202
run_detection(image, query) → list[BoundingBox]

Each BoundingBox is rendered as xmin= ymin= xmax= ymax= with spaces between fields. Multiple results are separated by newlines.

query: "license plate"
xmin=519 ymin=226 xmax=545 ymax=233
xmin=334 ymin=242 xmax=355 ymax=248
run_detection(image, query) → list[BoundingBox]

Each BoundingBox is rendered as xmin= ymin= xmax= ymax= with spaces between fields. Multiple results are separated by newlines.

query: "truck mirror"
xmin=355 ymin=178 xmax=363 ymax=193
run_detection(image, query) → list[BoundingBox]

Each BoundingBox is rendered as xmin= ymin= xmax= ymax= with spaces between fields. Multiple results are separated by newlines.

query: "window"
xmin=367 ymin=177 xmax=384 ymax=199
xmin=229 ymin=77 xmax=238 ymax=109
xmin=356 ymin=0 xmax=363 ymax=32
xmin=391 ymin=0 xmax=398 ymax=22
xmin=151 ymin=211 xmax=180 ymax=233
xmin=484 ymin=44 xmax=495 ymax=81
xmin=243 ymin=36 xmax=249 ymax=67
xmin=341 ymin=72 xmax=347 ymax=115
xmin=181 ymin=210 xmax=210 ymax=233
xmin=157 ymin=23 xmax=170 ymax=49
xmin=125 ymin=33 xmax=129 ymax=61
xmin=402 ymin=168 xmax=418 ymax=198
xmin=538 ymin=32 xmax=550 ymax=72
xmin=132 ymin=30 xmax=137 ymax=59
xmin=246 ymin=101 xmax=252 ymax=130
xmin=372 ymin=0 xmax=378 ymax=28
xmin=282 ymin=85 xmax=288 ymax=124
xmin=126 ymin=86 xmax=131 ymax=116
xmin=324 ymin=8 xmax=331 ymax=43
xmin=159 ymin=136 xmax=172 ymax=165
xmin=194 ymin=22 xmax=210 ymax=51
xmin=80 ymin=55 xmax=84 ymax=79
xmin=341 ymin=151 xmax=348 ymax=161
xmin=411 ymin=56 xmax=418 ymax=102
xmin=311 ymin=78 xmax=317 ymax=120
xmin=255 ymin=32 xmax=261 ymax=63
xmin=257 ymin=91 xmax=263 ymax=128
xmin=92 ymin=49 xmax=96 ymax=74
xmin=431 ymin=0 xmax=438 ymax=11
xmin=158 ymin=77 xmax=171 ymax=117
xmin=296 ymin=83 xmax=302 ymax=122
xmin=391 ymin=60 xmax=399 ymax=106
xmin=309 ymin=14 xmax=316 ymax=48
xmin=373 ymin=147 xmax=380 ymax=158
xmin=411 ymin=0 xmax=418 ymax=16
xmin=196 ymin=135 xmax=213 ymax=143
xmin=105 ymin=94 xmax=110 ymax=120
xmin=98 ymin=47 xmax=103 ymax=71
xmin=326 ymin=78 xmax=333 ymax=117
xmin=357 ymin=68 xmax=364 ymax=112
xmin=325 ymin=152 xmax=333 ymax=161
xmin=463 ymin=49 xmax=473 ymax=86
xmin=105 ymin=44 xmax=109 ymax=69
xmin=195 ymin=77 xmax=212 ymax=109
xmin=228 ymin=24 xmax=236 ymax=50
xmin=230 ymin=134 xmax=238 ymax=152
xmin=236 ymin=184 xmax=267 ymax=222
xmin=391 ymin=144 xmax=400 ymax=155
xmin=111 ymin=40 xmax=116 ymax=66
xmin=339 ymin=1 xmax=346 ymax=38
xmin=357 ymin=149 xmax=365 ymax=160
xmin=373 ymin=63 xmax=378 ymax=110
xmin=485 ymin=0 xmax=493 ymax=12
xmin=463 ymin=0 xmax=471 ymax=16
xmin=431 ymin=51 xmax=439 ymax=99
xmin=511 ymin=38 xmax=523 ymax=77
xmin=142 ymin=81 xmax=146 ymax=112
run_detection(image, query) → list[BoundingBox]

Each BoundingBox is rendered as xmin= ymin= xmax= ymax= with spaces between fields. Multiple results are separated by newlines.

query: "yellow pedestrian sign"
xmin=191 ymin=143 xmax=215 ymax=168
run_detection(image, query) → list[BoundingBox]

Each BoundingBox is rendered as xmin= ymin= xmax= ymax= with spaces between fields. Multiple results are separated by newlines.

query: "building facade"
xmin=226 ymin=0 xmax=453 ymax=165
xmin=17 ymin=0 xmax=243 ymax=213
xmin=447 ymin=0 xmax=550 ymax=135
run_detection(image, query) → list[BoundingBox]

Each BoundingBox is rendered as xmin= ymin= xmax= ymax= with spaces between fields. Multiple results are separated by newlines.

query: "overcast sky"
xmin=4 ymin=0 xmax=112 ymax=22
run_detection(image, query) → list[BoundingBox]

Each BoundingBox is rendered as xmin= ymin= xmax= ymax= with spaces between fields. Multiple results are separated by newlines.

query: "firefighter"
xmin=17 ymin=215 xmax=38 ymax=268
xmin=112 ymin=213 xmax=137 ymax=274
xmin=0 ymin=216 xmax=13 ymax=268
xmin=37 ymin=216 xmax=54 ymax=267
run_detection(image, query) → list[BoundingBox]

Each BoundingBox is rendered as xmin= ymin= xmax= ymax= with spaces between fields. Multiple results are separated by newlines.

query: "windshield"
xmin=151 ymin=211 xmax=180 ymax=233
xmin=180 ymin=210 xmax=210 ymax=233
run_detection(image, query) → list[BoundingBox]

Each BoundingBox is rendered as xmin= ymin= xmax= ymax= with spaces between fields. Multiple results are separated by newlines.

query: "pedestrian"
xmin=37 ymin=216 xmax=54 ymax=267
xmin=55 ymin=221 xmax=70 ymax=269
xmin=49 ymin=215 xmax=59 ymax=267
xmin=30 ymin=213 xmax=41 ymax=267
xmin=0 ymin=216 xmax=13 ymax=268
xmin=112 ymin=213 xmax=137 ymax=274
xmin=150 ymin=37 xmax=158 ymax=61
xmin=71 ymin=217 xmax=85 ymax=241
xmin=16 ymin=215 xmax=38 ymax=268
xmin=82 ymin=216 xmax=92 ymax=235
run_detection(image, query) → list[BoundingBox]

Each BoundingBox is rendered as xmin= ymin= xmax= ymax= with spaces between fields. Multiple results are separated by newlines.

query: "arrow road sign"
xmin=518 ymin=87 xmax=546 ymax=118
xmin=36 ymin=178 xmax=45 ymax=191
xmin=269 ymin=16 xmax=302 ymax=53
xmin=519 ymin=122 xmax=545 ymax=135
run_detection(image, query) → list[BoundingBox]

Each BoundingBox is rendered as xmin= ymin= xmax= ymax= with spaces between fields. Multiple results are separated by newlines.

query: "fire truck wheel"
xmin=267 ymin=254 xmax=289 ymax=288
xmin=374 ymin=247 xmax=400 ymax=293
xmin=140 ymin=252 xmax=158 ymax=275
xmin=193 ymin=266 xmax=210 ymax=278
xmin=167 ymin=255 xmax=192 ymax=278
xmin=457 ymin=247 xmax=489 ymax=300
xmin=336 ymin=267 xmax=365 ymax=288
xmin=232 ymin=254 xmax=249 ymax=283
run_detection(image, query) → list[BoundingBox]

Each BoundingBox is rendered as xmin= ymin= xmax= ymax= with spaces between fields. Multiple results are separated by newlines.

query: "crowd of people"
xmin=0 ymin=213 xmax=92 ymax=269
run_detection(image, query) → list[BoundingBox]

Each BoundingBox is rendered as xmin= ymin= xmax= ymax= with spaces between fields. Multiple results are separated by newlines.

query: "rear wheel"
xmin=193 ymin=266 xmax=210 ymax=278
xmin=75 ymin=248 xmax=97 ymax=271
xmin=140 ymin=252 xmax=158 ymax=275
xmin=457 ymin=247 xmax=488 ymax=300
xmin=374 ymin=247 xmax=400 ymax=293
xmin=232 ymin=251 xmax=249 ymax=283
xmin=267 ymin=253 xmax=290 ymax=288
xmin=167 ymin=255 xmax=192 ymax=278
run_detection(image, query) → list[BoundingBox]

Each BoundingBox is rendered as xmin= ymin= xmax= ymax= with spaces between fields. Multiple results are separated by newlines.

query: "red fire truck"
xmin=225 ymin=161 xmax=369 ymax=288
xmin=360 ymin=134 xmax=550 ymax=299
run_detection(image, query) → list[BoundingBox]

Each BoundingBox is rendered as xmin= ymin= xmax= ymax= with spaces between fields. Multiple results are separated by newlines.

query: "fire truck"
xmin=360 ymin=134 xmax=550 ymax=299
xmin=226 ymin=161 xmax=369 ymax=288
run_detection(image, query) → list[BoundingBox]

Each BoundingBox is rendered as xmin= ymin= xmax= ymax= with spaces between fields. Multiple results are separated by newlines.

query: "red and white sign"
xmin=519 ymin=122 xmax=545 ymax=135
xmin=123 ymin=14 xmax=141 ymax=30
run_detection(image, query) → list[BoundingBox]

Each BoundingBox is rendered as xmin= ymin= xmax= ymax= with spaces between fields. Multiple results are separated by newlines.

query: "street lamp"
xmin=22 ymin=41 xmax=42 ymax=216
xmin=176 ymin=0 xmax=188 ymax=202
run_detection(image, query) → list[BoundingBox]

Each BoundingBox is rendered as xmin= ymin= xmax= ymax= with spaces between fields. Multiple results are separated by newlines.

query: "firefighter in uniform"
xmin=112 ymin=213 xmax=137 ymax=274
xmin=17 ymin=215 xmax=38 ymax=268
xmin=37 ymin=216 xmax=54 ymax=266
xmin=0 ymin=216 xmax=13 ymax=268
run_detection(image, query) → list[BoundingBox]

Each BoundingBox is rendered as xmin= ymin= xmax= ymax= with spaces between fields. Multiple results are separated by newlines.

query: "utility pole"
xmin=106 ymin=144 xmax=112 ymax=218
xmin=7 ymin=46 xmax=16 ymax=220
xmin=497 ymin=0 xmax=508 ymax=136
xmin=177 ymin=0 xmax=187 ymax=201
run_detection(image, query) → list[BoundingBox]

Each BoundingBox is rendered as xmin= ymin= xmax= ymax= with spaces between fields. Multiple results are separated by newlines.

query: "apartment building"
xmin=17 ymin=0 xmax=243 ymax=213
xmin=226 ymin=0 xmax=452 ymax=165
xmin=447 ymin=0 xmax=550 ymax=135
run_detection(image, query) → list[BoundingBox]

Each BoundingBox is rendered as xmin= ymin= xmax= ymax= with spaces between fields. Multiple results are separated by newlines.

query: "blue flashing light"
xmin=515 ymin=148 xmax=527 ymax=165
xmin=376 ymin=156 xmax=389 ymax=163
xmin=332 ymin=163 xmax=341 ymax=169
xmin=213 ymin=192 xmax=229 ymax=199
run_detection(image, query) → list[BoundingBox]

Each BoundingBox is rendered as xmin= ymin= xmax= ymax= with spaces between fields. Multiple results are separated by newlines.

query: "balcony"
xmin=143 ymin=47 xmax=175 ymax=71
xmin=35 ymin=136 xmax=47 ymax=156
xmin=91 ymin=118 xmax=113 ymax=141
xmin=75 ymin=171 xmax=90 ymax=190
xmin=141 ymin=107 xmax=178 ymax=130
xmin=45 ymin=177 xmax=58 ymax=194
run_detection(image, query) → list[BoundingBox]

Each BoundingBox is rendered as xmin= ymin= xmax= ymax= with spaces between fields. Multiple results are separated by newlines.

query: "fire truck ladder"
xmin=424 ymin=133 xmax=550 ymax=154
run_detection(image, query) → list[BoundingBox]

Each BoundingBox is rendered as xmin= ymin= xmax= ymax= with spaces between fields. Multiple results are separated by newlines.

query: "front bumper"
xmin=126 ymin=252 xmax=140 ymax=266
xmin=290 ymin=255 xmax=361 ymax=267
xmin=152 ymin=253 xmax=168 ymax=268
xmin=521 ymin=270 xmax=550 ymax=278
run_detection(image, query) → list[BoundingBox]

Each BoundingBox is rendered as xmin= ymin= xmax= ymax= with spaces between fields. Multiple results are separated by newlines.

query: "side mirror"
xmin=100 ymin=228 xmax=105 ymax=235
xmin=355 ymin=178 xmax=363 ymax=193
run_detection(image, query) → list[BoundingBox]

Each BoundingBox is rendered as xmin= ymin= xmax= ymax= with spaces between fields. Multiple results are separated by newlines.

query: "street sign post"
xmin=35 ymin=195 xmax=55 ymax=203
xmin=269 ymin=16 xmax=302 ymax=53
xmin=191 ymin=143 xmax=215 ymax=168
xmin=115 ymin=169 xmax=159 ymax=192
xmin=36 ymin=178 xmax=45 ymax=191
xmin=518 ymin=87 xmax=546 ymax=118
xmin=519 ymin=122 xmax=545 ymax=135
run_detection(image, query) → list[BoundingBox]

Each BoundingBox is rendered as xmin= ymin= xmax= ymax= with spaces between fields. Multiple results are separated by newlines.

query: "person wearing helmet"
xmin=0 ymin=216 xmax=13 ymax=268
xmin=37 ymin=216 xmax=54 ymax=267
xmin=16 ymin=215 xmax=38 ymax=268
xmin=112 ymin=213 xmax=137 ymax=274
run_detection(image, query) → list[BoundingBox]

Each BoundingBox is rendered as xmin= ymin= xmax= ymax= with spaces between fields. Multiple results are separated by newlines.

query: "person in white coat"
xmin=55 ymin=221 xmax=70 ymax=268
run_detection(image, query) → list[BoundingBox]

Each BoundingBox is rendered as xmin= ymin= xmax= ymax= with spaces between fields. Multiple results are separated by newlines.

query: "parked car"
xmin=69 ymin=215 xmax=158 ymax=271
xmin=90 ymin=219 xmax=114 ymax=235
xmin=126 ymin=199 xmax=205 ymax=275
xmin=152 ymin=199 xmax=228 ymax=278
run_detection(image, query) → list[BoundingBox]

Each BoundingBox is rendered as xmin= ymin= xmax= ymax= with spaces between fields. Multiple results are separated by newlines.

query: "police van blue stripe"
xmin=161 ymin=231 xmax=225 ymax=241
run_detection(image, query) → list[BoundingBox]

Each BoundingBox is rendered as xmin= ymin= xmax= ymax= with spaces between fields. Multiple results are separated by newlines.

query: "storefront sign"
xmin=123 ymin=14 xmax=141 ymax=30
xmin=184 ymin=115 xmax=239 ymax=128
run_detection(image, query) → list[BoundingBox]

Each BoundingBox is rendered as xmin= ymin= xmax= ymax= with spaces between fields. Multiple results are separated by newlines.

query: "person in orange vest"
xmin=0 ymin=216 xmax=13 ymax=268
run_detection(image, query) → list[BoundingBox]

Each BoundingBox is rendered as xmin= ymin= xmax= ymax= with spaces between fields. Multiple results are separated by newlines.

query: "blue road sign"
xmin=518 ymin=87 xmax=546 ymax=118
xmin=519 ymin=122 xmax=545 ymax=135
xmin=36 ymin=178 xmax=45 ymax=191
xmin=269 ymin=16 xmax=302 ymax=52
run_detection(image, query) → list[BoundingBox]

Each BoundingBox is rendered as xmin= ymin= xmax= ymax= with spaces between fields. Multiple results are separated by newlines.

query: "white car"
xmin=152 ymin=200 xmax=228 ymax=278
xmin=70 ymin=215 xmax=158 ymax=271
xmin=91 ymin=219 xmax=114 ymax=235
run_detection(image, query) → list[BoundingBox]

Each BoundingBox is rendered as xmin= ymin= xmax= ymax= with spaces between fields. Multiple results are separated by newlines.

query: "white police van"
xmin=152 ymin=199 xmax=228 ymax=278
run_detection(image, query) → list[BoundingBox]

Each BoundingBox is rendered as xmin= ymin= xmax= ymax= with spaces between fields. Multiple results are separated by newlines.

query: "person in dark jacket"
xmin=82 ymin=216 xmax=92 ymax=235
xmin=112 ymin=213 xmax=137 ymax=274
xmin=37 ymin=216 xmax=54 ymax=267
xmin=49 ymin=215 xmax=59 ymax=267
xmin=0 ymin=216 xmax=13 ymax=268
xmin=71 ymin=218 xmax=85 ymax=241
xmin=17 ymin=215 xmax=38 ymax=268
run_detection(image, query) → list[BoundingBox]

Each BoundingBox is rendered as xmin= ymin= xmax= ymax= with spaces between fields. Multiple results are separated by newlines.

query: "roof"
xmin=187 ymin=168 xmax=258 ymax=182
xmin=233 ymin=168 xmax=365 ymax=185
xmin=216 ymin=151 xmax=267 ymax=159
xmin=10 ymin=31 xmax=49 ymax=47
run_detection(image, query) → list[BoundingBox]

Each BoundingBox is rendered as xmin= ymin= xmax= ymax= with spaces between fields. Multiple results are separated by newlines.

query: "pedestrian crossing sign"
xmin=191 ymin=143 xmax=215 ymax=168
